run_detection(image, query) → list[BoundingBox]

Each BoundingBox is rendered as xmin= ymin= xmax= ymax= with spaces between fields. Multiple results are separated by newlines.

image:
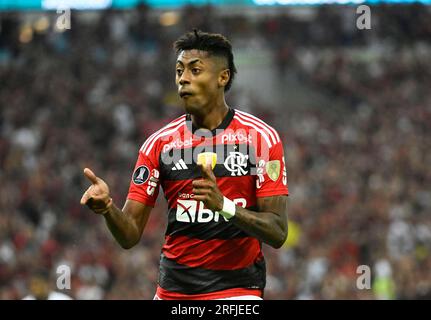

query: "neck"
xmin=191 ymin=101 xmax=229 ymax=131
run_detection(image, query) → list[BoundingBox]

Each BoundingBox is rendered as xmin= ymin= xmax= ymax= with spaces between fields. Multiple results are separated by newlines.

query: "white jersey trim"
xmin=235 ymin=110 xmax=280 ymax=144
xmin=140 ymin=115 xmax=186 ymax=154
xmin=233 ymin=115 xmax=273 ymax=148
xmin=144 ymin=122 xmax=186 ymax=156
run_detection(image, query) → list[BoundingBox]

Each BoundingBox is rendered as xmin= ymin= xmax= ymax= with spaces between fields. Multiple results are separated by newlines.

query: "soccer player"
xmin=80 ymin=30 xmax=288 ymax=300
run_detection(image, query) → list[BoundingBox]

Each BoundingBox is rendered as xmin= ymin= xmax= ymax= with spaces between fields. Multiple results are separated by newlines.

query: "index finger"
xmin=83 ymin=168 xmax=98 ymax=184
xmin=199 ymin=163 xmax=215 ymax=181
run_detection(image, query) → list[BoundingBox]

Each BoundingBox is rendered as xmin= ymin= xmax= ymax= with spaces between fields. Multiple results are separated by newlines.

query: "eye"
xmin=176 ymin=68 xmax=183 ymax=76
xmin=191 ymin=68 xmax=201 ymax=75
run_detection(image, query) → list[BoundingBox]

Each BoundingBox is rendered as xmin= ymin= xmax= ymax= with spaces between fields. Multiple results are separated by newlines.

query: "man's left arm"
xmin=192 ymin=164 xmax=288 ymax=249
xmin=232 ymin=195 xmax=288 ymax=249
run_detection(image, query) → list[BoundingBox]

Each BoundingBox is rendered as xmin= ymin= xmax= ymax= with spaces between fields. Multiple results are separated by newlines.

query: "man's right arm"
xmin=80 ymin=168 xmax=152 ymax=249
xmin=103 ymin=200 xmax=152 ymax=249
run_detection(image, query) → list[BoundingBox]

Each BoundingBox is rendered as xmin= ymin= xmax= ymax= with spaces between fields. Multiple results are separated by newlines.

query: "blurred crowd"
xmin=0 ymin=4 xmax=430 ymax=299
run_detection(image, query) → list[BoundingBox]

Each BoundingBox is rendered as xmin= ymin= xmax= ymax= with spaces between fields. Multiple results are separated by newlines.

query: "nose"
xmin=179 ymin=71 xmax=190 ymax=86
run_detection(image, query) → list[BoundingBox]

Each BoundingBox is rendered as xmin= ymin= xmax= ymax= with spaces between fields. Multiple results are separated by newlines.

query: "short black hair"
xmin=174 ymin=30 xmax=237 ymax=92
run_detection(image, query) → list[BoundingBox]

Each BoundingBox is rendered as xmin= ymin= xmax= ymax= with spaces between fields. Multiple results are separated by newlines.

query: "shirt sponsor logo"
xmin=256 ymin=160 xmax=266 ymax=189
xmin=147 ymin=169 xmax=159 ymax=196
xmin=176 ymin=198 xmax=247 ymax=223
xmin=163 ymin=137 xmax=193 ymax=153
xmin=221 ymin=132 xmax=252 ymax=144
xmin=176 ymin=200 xmax=228 ymax=223
xmin=178 ymin=193 xmax=194 ymax=199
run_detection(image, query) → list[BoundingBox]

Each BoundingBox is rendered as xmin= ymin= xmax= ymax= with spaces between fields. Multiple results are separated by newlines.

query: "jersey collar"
xmin=186 ymin=108 xmax=235 ymax=137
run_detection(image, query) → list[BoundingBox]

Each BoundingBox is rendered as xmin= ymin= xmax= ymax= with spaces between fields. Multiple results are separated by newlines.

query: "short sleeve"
xmin=127 ymin=144 xmax=161 ymax=207
xmin=255 ymin=140 xmax=288 ymax=198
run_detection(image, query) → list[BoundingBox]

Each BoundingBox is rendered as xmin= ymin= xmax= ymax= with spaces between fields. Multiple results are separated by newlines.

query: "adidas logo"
xmin=172 ymin=159 xmax=188 ymax=171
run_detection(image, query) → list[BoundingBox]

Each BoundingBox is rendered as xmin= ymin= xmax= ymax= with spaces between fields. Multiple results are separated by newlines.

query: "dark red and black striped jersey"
xmin=127 ymin=108 xmax=288 ymax=299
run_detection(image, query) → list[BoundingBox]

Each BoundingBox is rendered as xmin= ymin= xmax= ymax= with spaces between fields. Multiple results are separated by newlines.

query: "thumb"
xmin=83 ymin=168 xmax=98 ymax=184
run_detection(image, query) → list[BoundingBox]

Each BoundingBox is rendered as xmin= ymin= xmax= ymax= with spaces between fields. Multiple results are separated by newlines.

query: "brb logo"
xmin=176 ymin=198 xmax=246 ymax=223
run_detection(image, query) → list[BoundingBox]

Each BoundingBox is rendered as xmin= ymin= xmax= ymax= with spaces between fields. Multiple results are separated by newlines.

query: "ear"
xmin=218 ymin=69 xmax=230 ymax=89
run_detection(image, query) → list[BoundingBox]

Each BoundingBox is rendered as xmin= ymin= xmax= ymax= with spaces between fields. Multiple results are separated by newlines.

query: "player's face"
xmin=175 ymin=50 xmax=226 ymax=114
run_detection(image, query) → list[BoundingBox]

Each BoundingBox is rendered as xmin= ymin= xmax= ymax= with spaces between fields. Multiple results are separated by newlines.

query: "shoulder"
xmin=232 ymin=109 xmax=281 ymax=148
xmin=139 ymin=114 xmax=187 ymax=156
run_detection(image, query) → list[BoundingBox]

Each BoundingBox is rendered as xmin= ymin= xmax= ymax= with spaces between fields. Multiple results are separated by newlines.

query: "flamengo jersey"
xmin=127 ymin=108 xmax=288 ymax=299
